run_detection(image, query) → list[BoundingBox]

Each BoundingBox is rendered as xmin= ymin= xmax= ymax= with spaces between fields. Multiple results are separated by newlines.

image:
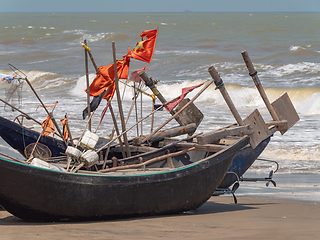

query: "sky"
xmin=1 ymin=0 xmax=320 ymax=12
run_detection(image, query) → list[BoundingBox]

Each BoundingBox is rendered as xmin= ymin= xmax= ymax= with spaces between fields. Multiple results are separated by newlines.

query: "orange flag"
xmin=87 ymin=64 xmax=116 ymax=100
xmin=127 ymin=27 xmax=158 ymax=63
xmin=41 ymin=115 xmax=55 ymax=137
xmin=60 ymin=115 xmax=69 ymax=140
xmin=87 ymin=57 xmax=130 ymax=101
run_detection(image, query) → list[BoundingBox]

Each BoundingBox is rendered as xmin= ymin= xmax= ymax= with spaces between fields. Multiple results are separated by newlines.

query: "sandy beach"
xmin=0 ymin=195 xmax=319 ymax=240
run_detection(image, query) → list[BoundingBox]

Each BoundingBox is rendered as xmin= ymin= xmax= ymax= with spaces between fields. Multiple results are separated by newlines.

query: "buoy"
xmin=80 ymin=150 xmax=99 ymax=168
xmin=65 ymin=146 xmax=82 ymax=159
xmin=80 ymin=130 xmax=99 ymax=150
xmin=30 ymin=158 xmax=66 ymax=172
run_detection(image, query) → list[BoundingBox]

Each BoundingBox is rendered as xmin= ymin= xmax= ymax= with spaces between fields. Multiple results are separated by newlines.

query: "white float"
xmin=80 ymin=130 xmax=99 ymax=150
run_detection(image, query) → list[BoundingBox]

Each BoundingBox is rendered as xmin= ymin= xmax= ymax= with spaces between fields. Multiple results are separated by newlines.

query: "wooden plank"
xmin=175 ymin=142 xmax=226 ymax=152
xmin=219 ymin=138 xmax=239 ymax=145
xmin=175 ymin=98 xmax=204 ymax=135
xmin=271 ymin=92 xmax=300 ymax=135
xmin=243 ymin=109 xmax=270 ymax=149
xmin=148 ymin=123 xmax=196 ymax=143
xmin=197 ymin=125 xmax=253 ymax=144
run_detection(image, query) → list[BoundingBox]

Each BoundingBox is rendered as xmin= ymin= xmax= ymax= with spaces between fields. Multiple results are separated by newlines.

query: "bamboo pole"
xmin=96 ymin=104 xmax=165 ymax=153
xmin=64 ymin=114 xmax=74 ymax=147
xmin=134 ymin=82 xmax=139 ymax=136
xmin=208 ymin=66 xmax=244 ymax=126
xmin=241 ymin=50 xmax=280 ymax=121
xmin=151 ymin=97 xmax=155 ymax=132
xmin=75 ymin=111 xmax=95 ymax=148
xmin=84 ymin=39 xmax=91 ymax=131
xmin=112 ymin=41 xmax=131 ymax=157
xmin=0 ymin=152 xmax=26 ymax=164
xmin=139 ymin=79 xmax=214 ymax=145
xmin=140 ymin=90 xmax=143 ymax=136
xmin=98 ymin=147 xmax=195 ymax=173
xmin=108 ymin=103 xmax=126 ymax=159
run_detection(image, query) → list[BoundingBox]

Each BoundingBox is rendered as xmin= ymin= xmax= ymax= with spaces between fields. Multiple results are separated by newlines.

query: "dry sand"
xmin=0 ymin=196 xmax=319 ymax=240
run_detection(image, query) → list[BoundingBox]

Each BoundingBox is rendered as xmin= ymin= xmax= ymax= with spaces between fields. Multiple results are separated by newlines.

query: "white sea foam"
xmin=155 ymin=50 xmax=205 ymax=56
xmin=261 ymin=62 xmax=320 ymax=78
xmin=290 ymin=45 xmax=305 ymax=51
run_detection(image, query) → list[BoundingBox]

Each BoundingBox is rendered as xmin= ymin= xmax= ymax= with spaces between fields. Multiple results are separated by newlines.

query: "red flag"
xmin=165 ymin=83 xmax=204 ymax=112
xmin=41 ymin=115 xmax=55 ymax=137
xmin=129 ymin=65 xmax=148 ymax=83
xmin=127 ymin=27 xmax=158 ymax=63
xmin=60 ymin=115 xmax=69 ymax=140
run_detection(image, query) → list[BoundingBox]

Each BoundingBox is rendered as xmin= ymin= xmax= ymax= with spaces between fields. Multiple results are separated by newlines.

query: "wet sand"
xmin=0 ymin=196 xmax=319 ymax=240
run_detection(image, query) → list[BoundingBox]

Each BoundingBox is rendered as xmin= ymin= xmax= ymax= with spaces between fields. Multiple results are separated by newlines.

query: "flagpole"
xmin=112 ymin=41 xmax=131 ymax=157
xmin=134 ymin=83 xmax=139 ymax=137
xmin=84 ymin=39 xmax=91 ymax=131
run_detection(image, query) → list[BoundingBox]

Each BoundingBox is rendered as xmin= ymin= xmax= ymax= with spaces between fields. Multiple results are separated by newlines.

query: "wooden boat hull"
xmin=0 ymin=116 xmax=67 ymax=157
xmin=0 ymin=136 xmax=249 ymax=221
xmin=0 ymin=115 xmax=270 ymax=189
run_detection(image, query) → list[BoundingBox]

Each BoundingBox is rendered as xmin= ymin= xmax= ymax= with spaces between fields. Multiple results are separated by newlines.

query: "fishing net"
xmin=24 ymin=143 xmax=52 ymax=161
xmin=2 ymin=77 xmax=24 ymax=112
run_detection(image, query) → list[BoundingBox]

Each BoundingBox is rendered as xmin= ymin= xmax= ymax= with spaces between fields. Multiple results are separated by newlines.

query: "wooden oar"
xmin=208 ymin=66 xmax=244 ymax=126
xmin=208 ymin=66 xmax=269 ymax=149
xmin=241 ymin=50 xmax=280 ymax=121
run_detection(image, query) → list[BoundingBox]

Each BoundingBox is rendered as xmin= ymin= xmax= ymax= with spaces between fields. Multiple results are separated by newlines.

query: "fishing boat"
xmin=0 ymin=135 xmax=249 ymax=221
xmin=0 ymin=115 xmax=67 ymax=158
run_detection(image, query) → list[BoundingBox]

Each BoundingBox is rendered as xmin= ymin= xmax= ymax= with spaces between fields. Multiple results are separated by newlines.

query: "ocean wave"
xmin=61 ymin=30 xmax=129 ymax=43
xmin=155 ymin=50 xmax=205 ymax=56
xmin=290 ymin=45 xmax=306 ymax=51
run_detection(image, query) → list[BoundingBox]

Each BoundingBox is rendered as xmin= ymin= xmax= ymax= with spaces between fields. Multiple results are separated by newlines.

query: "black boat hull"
xmin=0 ymin=136 xmax=249 ymax=221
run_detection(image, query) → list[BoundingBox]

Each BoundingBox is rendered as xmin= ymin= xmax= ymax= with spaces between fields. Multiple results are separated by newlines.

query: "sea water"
xmin=0 ymin=13 xmax=319 ymax=196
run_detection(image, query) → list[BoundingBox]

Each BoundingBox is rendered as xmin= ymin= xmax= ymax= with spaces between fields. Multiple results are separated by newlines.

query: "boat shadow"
xmin=0 ymin=197 xmax=276 ymax=226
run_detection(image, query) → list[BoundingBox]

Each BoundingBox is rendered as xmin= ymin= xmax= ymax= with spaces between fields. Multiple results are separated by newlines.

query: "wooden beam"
xmin=197 ymin=125 xmax=253 ymax=145
xmin=175 ymin=142 xmax=226 ymax=152
xmin=265 ymin=120 xmax=288 ymax=132
xmin=147 ymin=123 xmax=196 ymax=143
